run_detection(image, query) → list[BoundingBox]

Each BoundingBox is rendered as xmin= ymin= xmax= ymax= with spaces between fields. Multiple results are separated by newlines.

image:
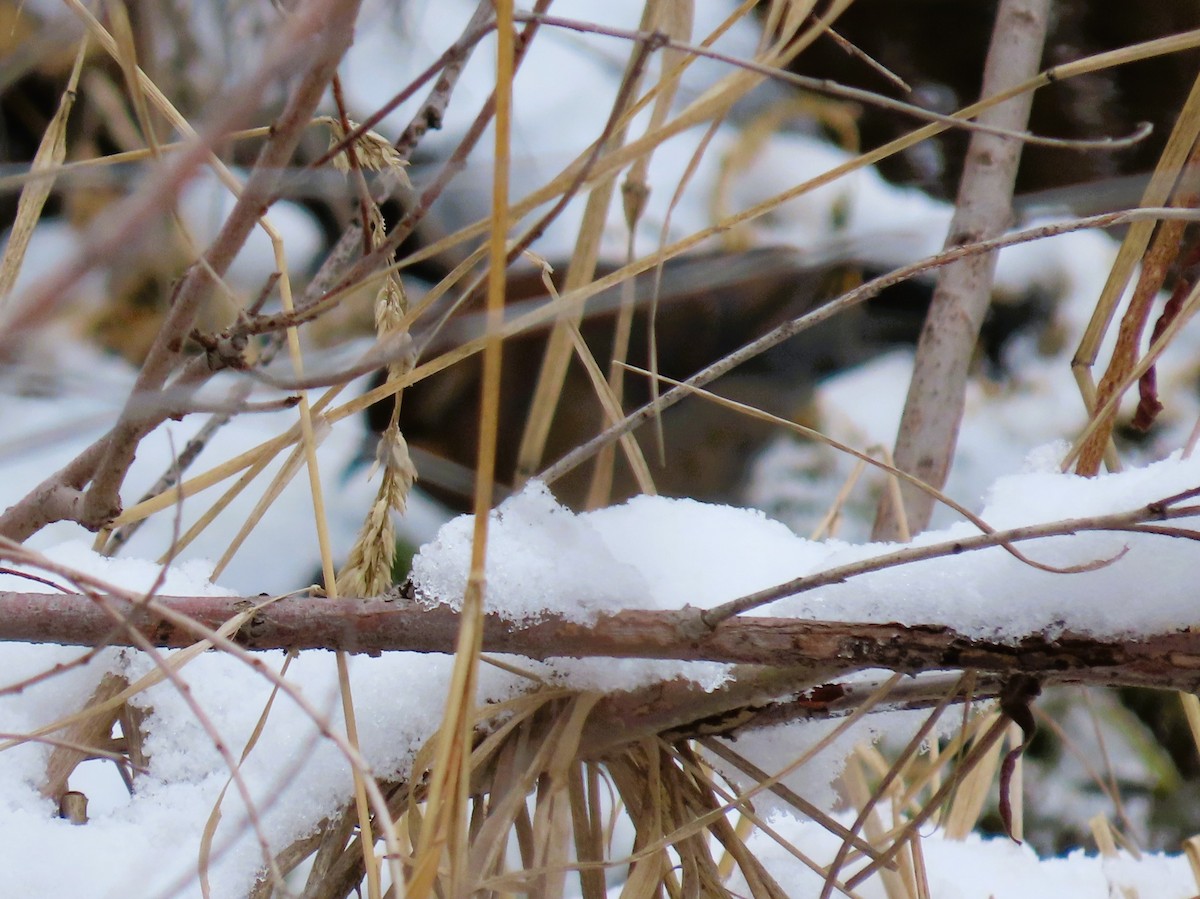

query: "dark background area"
xmin=795 ymin=0 xmax=1200 ymax=203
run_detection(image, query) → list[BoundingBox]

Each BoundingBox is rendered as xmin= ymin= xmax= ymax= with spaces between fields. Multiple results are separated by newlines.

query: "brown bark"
xmin=3 ymin=590 xmax=1197 ymax=693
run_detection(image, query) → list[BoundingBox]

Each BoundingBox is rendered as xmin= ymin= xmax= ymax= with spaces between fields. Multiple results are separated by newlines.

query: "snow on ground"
xmin=4 ymin=0 xmax=1200 ymax=894
xmin=0 ymin=349 xmax=382 ymax=596
xmin=2 ymin=450 xmax=1200 ymax=894
xmin=729 ymin=815 xmax=1196 ymax=899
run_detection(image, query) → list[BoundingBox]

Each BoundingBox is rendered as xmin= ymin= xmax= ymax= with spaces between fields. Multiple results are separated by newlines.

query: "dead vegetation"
xmin=3 ymin=0 xmax=1200 ymax=896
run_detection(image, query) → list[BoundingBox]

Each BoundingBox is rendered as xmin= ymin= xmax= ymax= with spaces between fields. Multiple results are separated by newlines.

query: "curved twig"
xmin=515 ymin=11 xmax=1154 ymax=152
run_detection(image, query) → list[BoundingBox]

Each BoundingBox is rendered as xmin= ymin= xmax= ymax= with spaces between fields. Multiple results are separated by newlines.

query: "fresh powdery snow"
xmin=413 ymin=456 xmax=1200 ymax=641
xmin=0 ymin=452 xmax=1198 ymax=895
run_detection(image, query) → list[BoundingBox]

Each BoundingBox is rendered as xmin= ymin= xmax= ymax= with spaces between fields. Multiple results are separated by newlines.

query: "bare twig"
xmin=514 ymin=10 xmax=1149 ymax=152
xmin=393 ymin=0 xmax=496 ymax=163
xmin=4 ymin=542 xmax=1200 ymax=694
xmin=102 ymin=280 xmax=285 ymax=558
xmin=0 ymin=545 xmax=408 ymax=887
xmin=77 ymin=0 xmax=362 ymax=531
xmin=537 ymin=207 xmax=1200 ymax=489
xmin=0 ymin=0 xmax=340 ymax=344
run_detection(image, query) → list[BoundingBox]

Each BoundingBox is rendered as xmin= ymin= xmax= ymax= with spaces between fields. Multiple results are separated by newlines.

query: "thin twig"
xmin=78 ymin=1 xmax=361 ymax=532
xmin=2 ymin=484 xmax=1200 ymax=696
xmin=537 ymin=207 xmax=1200 ymax=489
xmin=0 ymin=0 xmax=361 ymax=543
xmin=514 ymin=11 xmax=1149 ymax=152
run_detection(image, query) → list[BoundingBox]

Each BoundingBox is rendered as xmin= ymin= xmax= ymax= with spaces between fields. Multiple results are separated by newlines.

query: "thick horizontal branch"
xmin=3 ymin=590 xmax=1198 ymax=692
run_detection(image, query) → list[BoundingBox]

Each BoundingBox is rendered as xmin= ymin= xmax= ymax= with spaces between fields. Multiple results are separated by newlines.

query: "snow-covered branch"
xmin=4 ymin=590 xmax=1197 ymax=693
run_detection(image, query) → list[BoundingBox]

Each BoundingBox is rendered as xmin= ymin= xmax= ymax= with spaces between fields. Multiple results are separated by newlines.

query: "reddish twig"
xmin=0 ymin=585 xmax=1198 ymax=692
xmin=1133 ymin=231 xmax=1200 ymax=429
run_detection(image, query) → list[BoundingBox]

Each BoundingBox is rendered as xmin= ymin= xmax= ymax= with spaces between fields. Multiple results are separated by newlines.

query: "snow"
xmin=176 ymin=171 xmax=324 ymax=289
xmin=0 ymin=544 xmax=534 ymax=896
xmin=414 ymin=450 xmax=1200 ymax=642
xmin=344 ymin=0 xmax=772 ymax=157
xmin=412 ymin=481 xmax=649 ymax=624
xmin=342 ymin=0 xmax=960 ymax=270
xmin=0 ymin=352 xmax=384 ymax=595
xmin=4 ymin=445 xmax=1200 ymax=894
xmin=729 ymin=816 xmax=1196 ymax=899
xmin=4 ymin=0 xmax=1200 ymax=895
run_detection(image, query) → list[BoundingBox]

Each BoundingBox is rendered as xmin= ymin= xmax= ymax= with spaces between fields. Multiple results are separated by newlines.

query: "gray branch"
xmin=874 ymin=0 xmax=1051 ymax=540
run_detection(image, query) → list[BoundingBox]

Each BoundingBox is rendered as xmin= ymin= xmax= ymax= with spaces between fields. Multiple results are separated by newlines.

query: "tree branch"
xmin=874 ymin=0 xmax=1051 ymax=540
xmin=0 ymin=0 xmax=363 ymax=541
xmin=2 ymin=591 xmax=1197 ymax=693
xmin=77 ymin=0 xmax=362 ymax=531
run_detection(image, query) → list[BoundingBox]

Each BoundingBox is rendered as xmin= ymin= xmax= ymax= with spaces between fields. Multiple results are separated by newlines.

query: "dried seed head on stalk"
xmin=339 ymin=491 xmax=397 ymax=598
xmin=340 ymin=412 xmax=418 ymax=595
xmin=369 ymin=206 xmax=410 ymax=332
xmin=338 ymin=201 xmax=416 ymax=596
xmin=317 ymin=115 xmax=411 ymax=184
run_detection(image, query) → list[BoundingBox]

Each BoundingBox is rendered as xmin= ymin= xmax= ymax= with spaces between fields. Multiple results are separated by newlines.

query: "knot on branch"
xmin=191 ymin=320 xmax=253 ymax=373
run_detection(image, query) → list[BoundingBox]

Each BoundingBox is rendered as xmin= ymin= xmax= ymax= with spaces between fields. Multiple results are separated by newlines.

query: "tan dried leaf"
xmin=0 ymin=44 xmax=85 ymax=305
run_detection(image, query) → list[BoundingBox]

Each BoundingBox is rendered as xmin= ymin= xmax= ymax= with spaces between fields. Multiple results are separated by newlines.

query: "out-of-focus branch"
xmin=0 ymin=0 xmax=363 ymax=542
xmin=537 ymin=207 xmax=1196 ymax=490
xmin=76 ymin=0 xmax=362 ymax=531
xmin=874 ymin=0 xmax=1050 ymax=541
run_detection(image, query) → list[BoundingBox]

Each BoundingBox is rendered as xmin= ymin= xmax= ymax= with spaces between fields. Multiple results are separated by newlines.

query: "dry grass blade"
xmin=270 ymin=228 xmax=384 ymax=894
xmin=941 ymin=712 xmax=1006 ymax=840
xmin=1062 ymin=270 xmax=1200 ymax=473
xmin=626 ymin=365 xmax=1115 ymax=576
xmin=8 ymin=2 xmax=1200 ymax=895
xmin=819 ymin=676 xmax=969 ymax=899
xmin=1071 ymin=68 xmax=1200 ymax=475
xmin=208 ymin=440 xmax=312 ymax=579
xmin=568 ymin=762 xmax=608 ymax=899
xmin=106 ymin=0 xmax=161 ymax=157
xmin=513 ymin=2 xmax=659 ymax=490
xmin=409 ymin=3 xmax=515 ymax=895
xmin=199 ymin=652 xmax=295 ymax=898
xmin=0 ymin=39 xmax=86 ymax=308
xmin=841 ymin=753 xmax=914 ymax=899
xmin=529 ymin=694 xmax=601 ymax=897
xmin=548 ymin=271 xmax=656 ymax=497
xmin=699 ymin=738 xmax=882 ymax=861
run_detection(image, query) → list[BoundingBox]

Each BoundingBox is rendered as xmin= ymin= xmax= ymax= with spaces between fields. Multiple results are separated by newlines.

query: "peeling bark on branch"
xmin=3 ymin=590 xmax=1198 ymax=693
